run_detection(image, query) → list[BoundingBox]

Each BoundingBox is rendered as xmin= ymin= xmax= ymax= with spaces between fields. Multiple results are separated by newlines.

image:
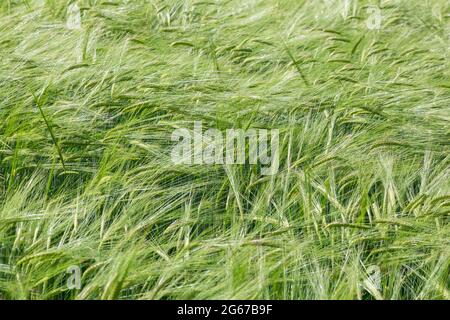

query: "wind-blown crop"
xmin=0 ymin=0 xmax=448 ymax=300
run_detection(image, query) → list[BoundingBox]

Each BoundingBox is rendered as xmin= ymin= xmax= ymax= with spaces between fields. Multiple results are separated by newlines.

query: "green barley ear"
xmin=32 ymin=84 xmax=67 ymax=173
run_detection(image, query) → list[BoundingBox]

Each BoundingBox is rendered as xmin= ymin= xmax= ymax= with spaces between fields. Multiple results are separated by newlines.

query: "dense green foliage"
xmin=0 ymin=0 xmax=449 ymax=299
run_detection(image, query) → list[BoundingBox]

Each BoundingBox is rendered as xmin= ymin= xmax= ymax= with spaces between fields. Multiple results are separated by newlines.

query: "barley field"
xmin=0 ymin=0 xmax=449 ymax=300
